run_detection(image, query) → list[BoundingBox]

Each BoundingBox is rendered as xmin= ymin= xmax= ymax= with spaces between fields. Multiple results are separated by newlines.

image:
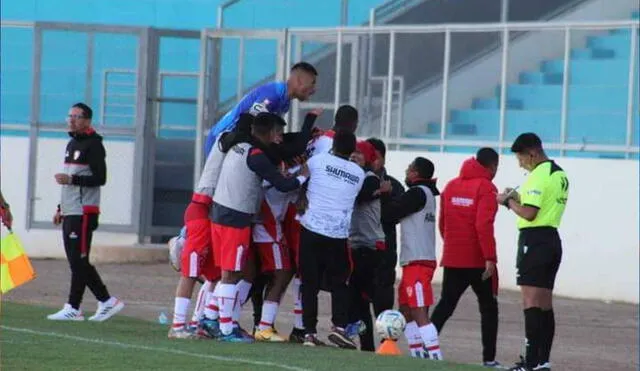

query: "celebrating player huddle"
xmin=167 ymin=61 xmax=445 ymax=355
xmin=166 ymin=61 xmax=567 ymax=371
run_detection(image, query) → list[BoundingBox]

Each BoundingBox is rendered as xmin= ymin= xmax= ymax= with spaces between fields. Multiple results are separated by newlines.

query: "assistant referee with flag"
xmin=497 ymin=133 xmax=569 ymax=371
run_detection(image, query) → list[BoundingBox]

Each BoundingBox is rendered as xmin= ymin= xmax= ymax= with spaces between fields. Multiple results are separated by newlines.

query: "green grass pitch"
xmin=0 ymin=302 xmax=485 ymax=370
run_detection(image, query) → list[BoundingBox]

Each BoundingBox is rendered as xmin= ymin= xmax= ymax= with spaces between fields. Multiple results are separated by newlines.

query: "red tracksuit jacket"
xmin=438 ymin=158 xmax=498 ymax=268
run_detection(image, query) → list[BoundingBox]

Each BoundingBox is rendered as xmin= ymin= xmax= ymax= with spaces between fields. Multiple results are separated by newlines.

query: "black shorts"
xmin=516 ymin=227 xmax=562 ymax=289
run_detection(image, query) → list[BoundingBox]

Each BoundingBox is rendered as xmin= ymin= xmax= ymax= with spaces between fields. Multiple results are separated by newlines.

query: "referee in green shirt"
xmin=497 ymin=133 xmax=569 ymax=371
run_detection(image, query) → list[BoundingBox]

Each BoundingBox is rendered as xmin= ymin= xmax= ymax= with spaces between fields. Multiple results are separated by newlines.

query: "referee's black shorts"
xmin=516 ymin=227 xmax=562 ymax=289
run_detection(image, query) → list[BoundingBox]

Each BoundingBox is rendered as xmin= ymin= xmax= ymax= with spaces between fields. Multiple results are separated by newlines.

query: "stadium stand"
xmin=415 ymin=9 xmax=640 ymax=159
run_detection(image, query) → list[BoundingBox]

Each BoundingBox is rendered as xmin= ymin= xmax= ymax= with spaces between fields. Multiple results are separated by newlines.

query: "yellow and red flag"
xmin=1 ymin=232 xmax=36 ymax=294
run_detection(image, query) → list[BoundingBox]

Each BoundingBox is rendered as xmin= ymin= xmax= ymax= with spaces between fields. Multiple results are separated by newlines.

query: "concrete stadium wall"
xmin=385 ymin=151 xmax=639 ymax=304
xmin=0 ymin=134 xmax=139 ymax=257
xmin=1 ymin=135 xmax=638 ymax=303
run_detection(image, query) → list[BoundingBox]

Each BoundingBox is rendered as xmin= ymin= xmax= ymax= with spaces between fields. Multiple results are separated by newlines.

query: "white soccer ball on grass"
xmin=375 ymin=309 xmax=407 ymax=341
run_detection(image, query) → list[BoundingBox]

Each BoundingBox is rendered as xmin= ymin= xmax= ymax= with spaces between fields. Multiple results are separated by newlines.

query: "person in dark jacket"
xmin=47 ymin=102 xmax=124 ymax=322
xmin=429 ymin=147 xmax=504 ymax=368
xmin=368 ymin=138 xmax=405 ymax=315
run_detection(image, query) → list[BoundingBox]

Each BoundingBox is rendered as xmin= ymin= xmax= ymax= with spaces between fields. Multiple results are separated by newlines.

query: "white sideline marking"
xmin=1 ymin=325 xmax=310 ymax=371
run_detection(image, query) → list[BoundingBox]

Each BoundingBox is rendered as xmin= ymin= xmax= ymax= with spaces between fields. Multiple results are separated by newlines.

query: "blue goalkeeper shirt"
xmin=204 ymin=81 xmax=291 ymax=156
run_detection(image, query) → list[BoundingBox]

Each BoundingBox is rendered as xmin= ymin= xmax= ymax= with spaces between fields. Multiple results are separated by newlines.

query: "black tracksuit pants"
xmin=347 ymin=248 xmax=377 ymax=351
xmin=299 ymin=227 xmax=351 ymax=335
xmin=62 ymin=214 xmax=110 ymax=309
xmin=430 ymin=267 xmax=499 ymax=362
xmin=372 ymin=242 xmax=397 ymax=316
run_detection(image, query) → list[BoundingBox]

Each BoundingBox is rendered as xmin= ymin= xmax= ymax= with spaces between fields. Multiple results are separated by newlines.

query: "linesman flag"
xmin=1 ymin=232 xmax=36 ymax=294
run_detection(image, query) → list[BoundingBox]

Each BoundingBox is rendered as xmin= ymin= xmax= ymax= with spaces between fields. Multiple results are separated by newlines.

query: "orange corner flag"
xmin=376 ymin=339 xmax=403 ymax=356
xmin=1 ymin=232 xmax=36 ymax=294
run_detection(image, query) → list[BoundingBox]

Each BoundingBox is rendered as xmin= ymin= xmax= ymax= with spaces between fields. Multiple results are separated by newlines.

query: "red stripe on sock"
xmin=409 ymin=344 xmax=423 ymax=349
xmin=259 ymin=321 xmax=272 ymax=326
xmin=172 ymin=323 xmax=185 ymax=328
xmin=207 ymin=304 xmax=219 ymax=310
xmin=219 ymin=317 xmax=232 ymax=323
xmin=426 ymin=345 xmax=440 ymax=351
xmin=294 ymin=309 xmax=303 ymax=314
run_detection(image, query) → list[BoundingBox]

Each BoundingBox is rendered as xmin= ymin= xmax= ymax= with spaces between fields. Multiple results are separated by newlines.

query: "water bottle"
xmin=158 ymin=310 xmax=168 ymax=325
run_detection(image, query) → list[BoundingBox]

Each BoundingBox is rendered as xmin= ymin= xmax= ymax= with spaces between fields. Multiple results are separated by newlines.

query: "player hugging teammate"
xmin=164 ymin=62 xmax=561 ymax=369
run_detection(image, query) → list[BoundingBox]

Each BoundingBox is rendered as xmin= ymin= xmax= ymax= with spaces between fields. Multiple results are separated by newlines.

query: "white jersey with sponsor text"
xmin=300 ymin=152 xmax=365 ymax=239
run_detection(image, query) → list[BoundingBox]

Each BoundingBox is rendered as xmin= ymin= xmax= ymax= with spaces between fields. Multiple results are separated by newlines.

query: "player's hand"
xmin=379 ymin=180 xmax=392 ymax=194
xmin=481 ymin=261 xmax=496 ymax=281
xmin=292 ymin=154 xmax=307 ymax=167
xmin=296 ymin=194 xmax=309 ymax=214
xmin=309 ymin=108 xmax=323 ymax=117
xmin=53 ymin=211 xmax=63 ymax=226
xmin=54 ymin=173 xmax=72 ymax=185
xmin=0 ymin=206 xmax=13 ymax=230
xmin=311 ymin=127 xmax=324 ymax=139
xmin=299 ymin=163 xmax=310 ymax=178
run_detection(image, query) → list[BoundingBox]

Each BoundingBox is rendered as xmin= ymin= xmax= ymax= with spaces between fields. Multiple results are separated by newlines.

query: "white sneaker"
xmin=47 ymin=304 xmax=85 ymax=321
xmin=88 ymin=298 xmax=125 ymax=322
xmin=168 ymin=236 xmax=184 ymax=272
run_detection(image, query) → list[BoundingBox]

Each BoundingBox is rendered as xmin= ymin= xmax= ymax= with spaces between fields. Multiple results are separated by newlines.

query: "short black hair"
xmin=511 ymin=132 xmax=543 ymax=153
xmin=332 ymin=130 xmax=357 ymax=157
xmin=72 ymin=102 xmax=93 ymax=119
xmin=252 ymin=112 xmax=285 ymax=136
xmin=236 ymin=113 xmax=254 ymax=135
xmin=366 ymin=137 xmax=386 ymax=158
xmin=476 ymin=147 xmax=499 ymax=167
xmin=413 ymin=157 xmax=435 ymax=179
xmin=291 ymin=62 xmax=318 ymax=76
xmin=334 ymin=105 xmax=358 ymax=131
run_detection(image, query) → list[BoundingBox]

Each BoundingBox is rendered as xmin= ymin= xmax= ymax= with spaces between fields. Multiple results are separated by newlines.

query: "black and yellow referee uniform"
xmin=502 ymin=133 xmax=569 ymax=371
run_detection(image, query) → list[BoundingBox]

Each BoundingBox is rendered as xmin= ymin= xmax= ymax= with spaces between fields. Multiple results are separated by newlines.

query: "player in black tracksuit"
xmin=48 ymin=103 xmax=123 ymax=322
xmin=367 ymin=138 xmax=405 ymax=316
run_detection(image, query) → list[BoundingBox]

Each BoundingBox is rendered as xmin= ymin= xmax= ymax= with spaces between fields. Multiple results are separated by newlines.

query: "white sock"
xmin=172 ymin=297 xmax=190 ymax=329
xmin=404 ymin=321 xmax=424 ymax=358
xmin=218 ymin=283 xmax=237 ymax=335
xmin=292 ymin=277 xmax=304 ymax=330
xmin=230 ymin=280 xmax=252 ymax=329
xmin=190 ymin=281 xmax=211 ymax=325
xmin=204 ymin=282 xmax=220 ymax=320
xmin=258 ymin=301 xmax=279 ymax=330
xmin=236 ymin=279 xmax=252 ymax=307
xmin=419 ymin=323 xmax=443 ymax=360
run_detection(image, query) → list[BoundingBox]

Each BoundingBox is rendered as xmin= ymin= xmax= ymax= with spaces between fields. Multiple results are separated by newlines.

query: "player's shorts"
xmin=283 ymin=203 xmax=301 ymax=268
xmin=398 ymin=261 xmax=436 ymax=308
xmin=516 ymin=227 xmax=562 ymax=290
xmin=254 ymin=241 xmax=292 ymax=273
xmin=181 ymin=217 xmax=220 ymax=281
xmin=211 ymin=223 xmax=251 ymax=272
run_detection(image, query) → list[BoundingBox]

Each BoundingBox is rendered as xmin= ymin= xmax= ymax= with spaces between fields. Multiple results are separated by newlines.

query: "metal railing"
xmin=288 ymin=19 xmax=639 ymax=157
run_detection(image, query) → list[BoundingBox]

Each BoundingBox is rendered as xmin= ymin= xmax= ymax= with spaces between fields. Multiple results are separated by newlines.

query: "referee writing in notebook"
xmin=497 ymin=133 xmax=569 ymax=371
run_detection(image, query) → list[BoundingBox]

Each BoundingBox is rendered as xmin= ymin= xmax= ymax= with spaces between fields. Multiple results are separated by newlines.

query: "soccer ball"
xmin=375 ymin=309 xmax=407 ymax=340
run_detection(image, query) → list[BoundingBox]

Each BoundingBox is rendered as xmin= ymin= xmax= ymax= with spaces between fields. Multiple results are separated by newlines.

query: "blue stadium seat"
xmin=411 ymin=9 xmax=640 ymax=158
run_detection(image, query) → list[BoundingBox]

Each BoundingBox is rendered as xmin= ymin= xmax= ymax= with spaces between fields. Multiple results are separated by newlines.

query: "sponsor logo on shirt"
xmin=451 ymin=197 xmax=474 ymax=207
xmin=249 ymin=98 xmax=272 ymax=116
xmin=325 ymin=165 xmax=360 ymax=185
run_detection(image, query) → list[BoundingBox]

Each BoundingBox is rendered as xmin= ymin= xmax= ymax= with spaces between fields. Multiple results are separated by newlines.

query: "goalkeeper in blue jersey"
xmin=204 ymin=62 xmax=318 ymax=156
xmin=168 ymin=62 xmax=318 ymax=312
